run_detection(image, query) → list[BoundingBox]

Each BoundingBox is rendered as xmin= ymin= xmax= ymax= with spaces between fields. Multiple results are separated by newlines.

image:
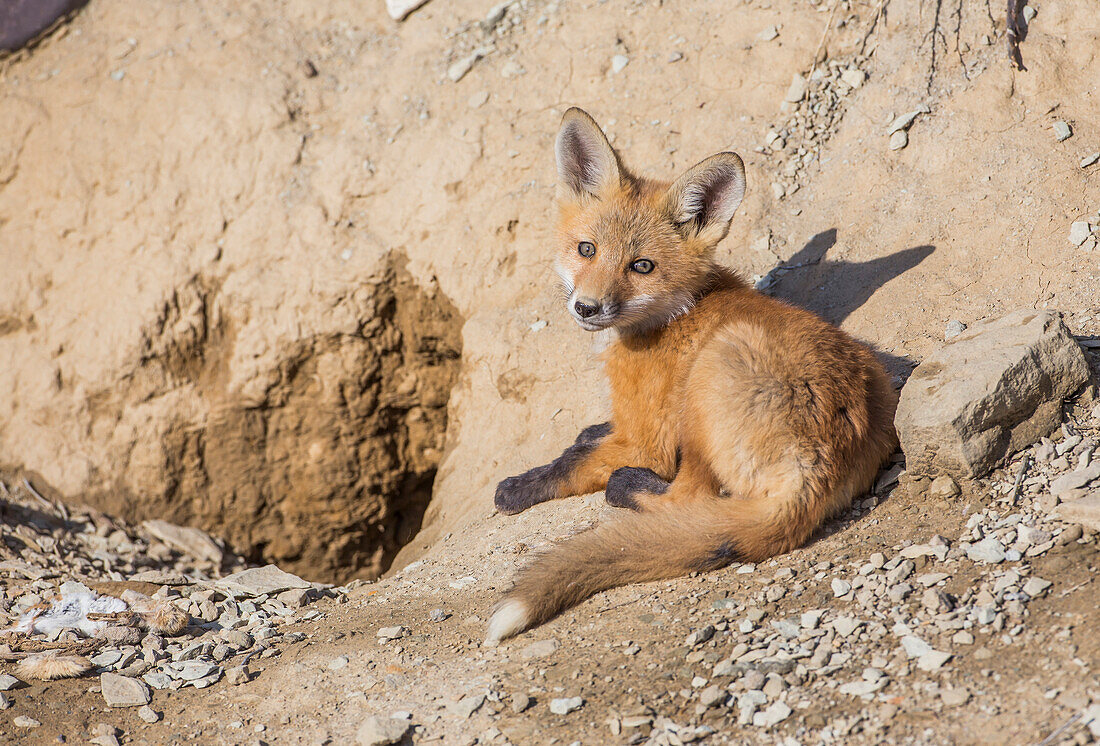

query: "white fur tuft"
xmin=16 ymin=652 xmax=93 ymax=680
xmin=484 ymin=599 xmax=530 ymax=646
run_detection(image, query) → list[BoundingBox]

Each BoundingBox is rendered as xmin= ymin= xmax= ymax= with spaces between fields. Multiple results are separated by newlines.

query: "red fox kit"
xmin=486 ymin=108 xmax=899 ymax=644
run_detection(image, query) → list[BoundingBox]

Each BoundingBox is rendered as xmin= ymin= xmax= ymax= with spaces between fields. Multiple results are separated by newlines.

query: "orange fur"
xmin=486 ymin=108 xmax=898 ymax=644
xmin=16 ymin=652 xmax=93 ymax=680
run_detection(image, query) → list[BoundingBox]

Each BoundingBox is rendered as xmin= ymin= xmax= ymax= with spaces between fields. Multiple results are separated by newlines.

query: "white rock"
xmin=889 ymin=130 xmax=908 ymax=151
xmin=611 ymin=55 xmax=630 ymax=74
xmin=447 ymin=49 xmax=492 ymax=83
xmin=945 ymin=321 xmax=967 ymax=340
xmin=449 ymin=694 xmax=485 ymax=719
xmin=1083 ymin=704 xmax=1100 ymax=737
xmin=784 ymin=74 xmax=807 ymax=103
xmin=1023 ymin=577 xmax=1052 ymax=597
xmin=0 ymin=674 xmax=26 ymax=691
xmin=753 ymin=701 xmax=792 ymax=727
xmin=216 ymin=565 xmax=310 ymax=596
xmin=887 ymin=106 xmax=930 ymax=134
xmin=1053 ymin=121 xmax=1072 ymax=141
xmin=101 ymin=673 xmax=151 ymax=707
xmin=1070 ymin=221 xmax=1093 ymax=246
xmin=832 ymin=617 xmax=861 ymax=637
xmin=917 ymin=650 xmax=953 ymax=671
xmin=900 ymin=636 xmax=934 ymax=659
xmin=1056 ymin=463 xmax=1100 ymax=494
xmin=549 ymin=696 xmax=584 ymax=715
xmin=138 ymin=706 xmax=161 ymax=723
xmin=839 ymin=678 xmax=887 ymax=697
xmin=966 ymin=537 xmax=1006 ymax=563
xmin=800 ymin=610 xmax=824 ymax=629
xmin=377 ymin=626 xmax=406 ymax=640
xmin=357 ymin=715 xmax=411 ymax=746
xmin=756 ymin=25 xmax=779 ymax=41
xmin=840 ymin=68 xmax=865 ymax=88
xmin=831 ymin=578 xmax=852 ymax=597
xmin=929 ymin=475 xmax=960 ymax=498
xmin=699 ymin=685 xmax=726 ymax=708
xmin=385 ymin=0 xmax=432 ymax=21
xmin=143 ymin=520 xmax=224 ymax=564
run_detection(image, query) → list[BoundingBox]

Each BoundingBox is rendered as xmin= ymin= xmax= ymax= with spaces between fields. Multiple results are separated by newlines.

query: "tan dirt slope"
xmin=1 ymin=0 xmax=1100 ymax=744
xmin=3 ymin=0 xmax=1099 ymax=584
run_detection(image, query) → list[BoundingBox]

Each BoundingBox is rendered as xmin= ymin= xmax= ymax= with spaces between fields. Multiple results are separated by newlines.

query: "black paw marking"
xmin=576 ymin=422 xmax=612 ymax=445
xmin=494 ymin=466 xmax=556 ymax=514
xmin=495 ymin=424 xmax=609 ymax=515
xmin=605 ymin=466 xmax=669 ymax=510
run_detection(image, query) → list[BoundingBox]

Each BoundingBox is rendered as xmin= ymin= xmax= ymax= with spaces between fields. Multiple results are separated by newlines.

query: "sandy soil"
xmin=2 ymin=0 xmax=1100 ymax=743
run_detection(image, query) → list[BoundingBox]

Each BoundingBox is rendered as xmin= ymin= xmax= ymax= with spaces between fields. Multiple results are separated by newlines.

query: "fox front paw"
xmin=494 ymin=466 xmax=555 ymax=515
xmin=605 ymin=466 xmax=670 ymax=511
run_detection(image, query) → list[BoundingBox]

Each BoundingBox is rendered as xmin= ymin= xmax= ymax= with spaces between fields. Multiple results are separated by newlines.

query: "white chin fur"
xmin=484 ymin=599 xmax=530 ymax=646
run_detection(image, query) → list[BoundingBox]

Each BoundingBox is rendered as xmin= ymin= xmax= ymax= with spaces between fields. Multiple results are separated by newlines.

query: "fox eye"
xmin=630 ymin=258 xmax=655 ymax=274
xmin=578 ymin=241 xmax=596 ymax=258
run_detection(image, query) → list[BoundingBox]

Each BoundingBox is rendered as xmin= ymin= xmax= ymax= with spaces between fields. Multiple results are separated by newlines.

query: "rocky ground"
xmin=3 ymin=0 xmax=1100 ymax=743
xmin=3 ymin=338 xmax=1100 ymax=744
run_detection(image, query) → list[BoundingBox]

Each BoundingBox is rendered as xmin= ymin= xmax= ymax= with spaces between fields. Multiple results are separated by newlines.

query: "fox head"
xmin=552 ymin=107 xmax=746 ymax=334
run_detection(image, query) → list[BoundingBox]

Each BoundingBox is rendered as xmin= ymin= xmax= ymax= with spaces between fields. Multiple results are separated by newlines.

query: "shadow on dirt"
xmin=768 ymin=229 xmax=935 ymax=378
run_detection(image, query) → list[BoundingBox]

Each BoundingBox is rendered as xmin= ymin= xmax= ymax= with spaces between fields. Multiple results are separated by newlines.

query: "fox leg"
xmin=607 ymin=454 xmax=721 ymax=512
xmin=495 ymin=423 xmax=614 ymax=514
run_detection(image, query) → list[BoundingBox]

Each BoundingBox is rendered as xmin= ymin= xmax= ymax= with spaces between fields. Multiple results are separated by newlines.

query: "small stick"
xmin=1058 ymin=577 xmax=1092 ymax=598
xmin=1033 ymin=713 xmax=1081 ymax=746
xmin=809 ymin=0 xmax=843 ymax=78
xmin=1007 ymin=454 xmax=1031 ymax=505
xmin=20 ymin=477 xmax=68 ymax=521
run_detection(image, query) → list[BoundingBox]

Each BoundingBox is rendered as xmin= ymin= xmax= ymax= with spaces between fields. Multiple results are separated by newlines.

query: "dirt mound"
xmin=102 ymin=254 xmax=460 ymax=583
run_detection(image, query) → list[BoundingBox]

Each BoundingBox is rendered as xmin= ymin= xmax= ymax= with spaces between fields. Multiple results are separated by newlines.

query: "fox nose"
xmin=574 ymin=299 xmax=600 ymax=318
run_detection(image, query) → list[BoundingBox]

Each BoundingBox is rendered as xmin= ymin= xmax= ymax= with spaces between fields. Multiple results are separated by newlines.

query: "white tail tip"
xmin=484 ymin=598 xmax=530 ymax=646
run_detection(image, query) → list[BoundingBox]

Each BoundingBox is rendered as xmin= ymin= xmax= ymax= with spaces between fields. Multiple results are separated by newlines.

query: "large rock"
xmin=896 ymin=310 xmax=1090 ymax=479
xmin=1057 ymin=489 xmax=1100 ymax=531
xmin=100 ymin=673 xmax=151 ymax=707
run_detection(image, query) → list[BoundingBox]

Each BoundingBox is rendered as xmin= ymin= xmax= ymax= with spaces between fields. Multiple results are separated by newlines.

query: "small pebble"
xmin=945 ymin=320 xmax=967 ymax=340
xmin=831 ymin=578 xmax=852 ymax=597
xmin=1053 ymin=121 xmax=1072 ymax=141
xmin=889 ymin=130 xmax=908 ymax=151
xmin=1069 ymin=221 xmax=1092 ymax=246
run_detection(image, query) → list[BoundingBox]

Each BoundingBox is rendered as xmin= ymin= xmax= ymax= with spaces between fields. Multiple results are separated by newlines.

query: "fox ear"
xmin=556 ymin=108 xmax=621 ymax=199
xmin=666 ymin=153 xmax=746 ymax=245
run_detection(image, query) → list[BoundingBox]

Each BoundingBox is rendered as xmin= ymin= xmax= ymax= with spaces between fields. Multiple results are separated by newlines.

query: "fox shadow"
xmin=762 ymin=228 xmax=934 ymax=380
